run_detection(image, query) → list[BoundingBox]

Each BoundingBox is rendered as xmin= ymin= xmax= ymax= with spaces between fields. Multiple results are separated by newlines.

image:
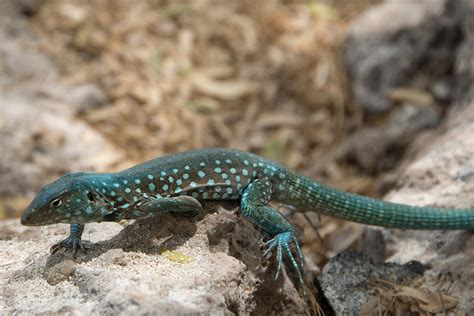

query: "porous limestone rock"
xmin=0 ymin=207 xmax=304 ymax=315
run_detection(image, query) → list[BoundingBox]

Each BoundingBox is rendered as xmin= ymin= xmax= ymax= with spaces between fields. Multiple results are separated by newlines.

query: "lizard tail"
xmin=282 ymin=172 xmax=474 ymax=230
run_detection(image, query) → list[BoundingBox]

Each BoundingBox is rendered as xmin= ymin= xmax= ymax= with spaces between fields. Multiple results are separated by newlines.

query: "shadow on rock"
xmin=46 ymin=213 xmax=199 ymax=272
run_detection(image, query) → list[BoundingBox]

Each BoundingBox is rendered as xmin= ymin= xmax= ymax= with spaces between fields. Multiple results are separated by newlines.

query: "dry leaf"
xmin=387 ymin=88 xmax=434 ymax=106
xmin=255 ymin=113 xmax=304 ymax=129
xmin=191 ymin=72 xmax=258 ymax=100
xmin=360 ymin=283 xmax=459 ymax=315
xmin=397 ymin=286 xmax=458 ymax=314
xmin=359 ymin=294 xmax=391 ymax=316
xmin=160 ymin=249 xmax=195 ymax=264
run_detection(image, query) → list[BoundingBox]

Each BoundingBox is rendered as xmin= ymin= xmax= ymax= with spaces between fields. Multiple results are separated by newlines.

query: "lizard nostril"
xmin=21 ymin=209 xmax=35 ymax=225
xmin=21 ymin=213 xmax=30 ymax=224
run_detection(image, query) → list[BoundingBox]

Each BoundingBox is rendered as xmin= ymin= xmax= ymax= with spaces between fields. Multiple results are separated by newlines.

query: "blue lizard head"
xmin=21 ymin=173 xmax=114 ymax=226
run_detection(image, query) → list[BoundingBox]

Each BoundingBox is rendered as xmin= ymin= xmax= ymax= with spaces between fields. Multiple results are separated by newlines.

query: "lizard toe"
xmin=264 ymin=231 xmax=305 ymax=286
xmin=50 ymin=235 xmax=84 ymax=257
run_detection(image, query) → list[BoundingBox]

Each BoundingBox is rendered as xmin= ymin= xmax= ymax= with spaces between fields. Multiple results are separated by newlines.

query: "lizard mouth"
xmin=20 ymin=206 xmax=72 ymax=226
xmin=20 ymin=208 xmax=44 ymax=226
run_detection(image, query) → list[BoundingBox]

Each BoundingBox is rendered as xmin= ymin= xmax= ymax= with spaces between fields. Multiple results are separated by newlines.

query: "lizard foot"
xmin=263 ymin=231 xmax=304 ymax=286
xmin=50 ymin=235 xmax=84 ymax=257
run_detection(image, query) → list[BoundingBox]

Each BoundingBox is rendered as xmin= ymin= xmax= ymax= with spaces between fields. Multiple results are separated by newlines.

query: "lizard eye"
xmin=50 ymin=199 xmax=62 ymax=207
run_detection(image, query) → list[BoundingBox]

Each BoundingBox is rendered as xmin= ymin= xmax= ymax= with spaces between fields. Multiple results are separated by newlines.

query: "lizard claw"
xmin=263 ymin=231 xmax=304 ymax=286
xmin=50 ymin=235 xmax=84 ymax=257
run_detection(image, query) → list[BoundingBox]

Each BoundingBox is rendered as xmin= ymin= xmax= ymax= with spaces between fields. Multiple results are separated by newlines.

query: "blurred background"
xmin=1 ymin=0 xmax=471 ymax=269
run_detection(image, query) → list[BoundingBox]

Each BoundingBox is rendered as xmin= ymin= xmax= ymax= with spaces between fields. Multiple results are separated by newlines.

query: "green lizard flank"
xmin=21 ymin=148 xmax=474 ymax=285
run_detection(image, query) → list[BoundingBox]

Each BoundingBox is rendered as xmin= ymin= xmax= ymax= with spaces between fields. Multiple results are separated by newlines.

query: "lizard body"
xmin=21 ymin=148 xmax=474 ymax=283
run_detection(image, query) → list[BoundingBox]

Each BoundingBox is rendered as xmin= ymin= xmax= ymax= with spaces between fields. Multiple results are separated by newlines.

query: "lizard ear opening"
xmin=87 ymin=191 xmax=95 ymax=202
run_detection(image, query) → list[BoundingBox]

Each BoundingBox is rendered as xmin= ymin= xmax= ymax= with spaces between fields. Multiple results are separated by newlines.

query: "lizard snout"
xmin=21 ymin=209 xmax=33 ymax=225
xmin=21 ymin=207 xmax=41 ymax=226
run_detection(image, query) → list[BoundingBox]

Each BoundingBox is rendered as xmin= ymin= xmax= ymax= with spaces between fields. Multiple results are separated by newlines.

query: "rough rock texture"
xmin=0 ymin=0 xmax=123 ymax=209
xmin=313 ymin=0 xmax=473 ymax=179
xmin=312 ymin=103 xmax=441 ymax=176
xmin=320 ymin=102 xmax=474 ymax=314
xmin=0 ymin=98 xmax=123 ymax=196
xmin=454 ymin=0 xmax=474 ymax=103
xmin=345 ymin=0 xmax=461 ymax=113
xmin=325 ymin=1 xmax=474 ymax=313
xmin=0 ymin=206 xmax=304 ymax=315
xmin=381 ymin=102 xmax=474 ymax=312
xmin=319 ymin=251 xmax=428 ymax=315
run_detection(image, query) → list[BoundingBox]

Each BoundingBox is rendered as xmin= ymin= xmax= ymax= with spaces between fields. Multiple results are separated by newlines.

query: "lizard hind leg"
xmin=136 ymin=195 xmax=202 ymax=217
xmin=241 ymin=178 xmax=304 ymax=287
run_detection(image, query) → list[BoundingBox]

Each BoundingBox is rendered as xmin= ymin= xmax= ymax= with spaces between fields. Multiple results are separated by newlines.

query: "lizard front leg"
xmin=49 ymin=196 xmax=202 ymax=255
xmin=50 ymin=223 xmax=85 ymax=256
xmin=240 ymin=178 xmax=304 ymax=285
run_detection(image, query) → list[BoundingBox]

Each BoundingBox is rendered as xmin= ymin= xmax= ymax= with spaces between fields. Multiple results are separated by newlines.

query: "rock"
xmin=2 ymin=45 xmax=55 ymax=82
xmin=331 ymin=1 xmax=474 ymax=313
xmin=41 ymin=84 xmax=109 ymax=115
xmin=0 ymin=97 xmax=123 ymax=198
xmin=453 ymin=0 xmax=474 ymax=104
xmin=318 ymin=251 xmax=428 ymax=315
xmin=352 ymin=89 xmax=474 ymax=314
xmin=0 ymin=0 xmax=52 ymax=87
xmin=16 ymin=0 xmax=45 ymax=17
xmin=378 ymin=102 xmax=474 ymax=313
xmin=0 ymin=0 xmax=36 ymax=39
xmin=344 ymin=0 xmax=460 ymax=113
xmin=45 ymin=253 xmax=77 ymax=285
xmin=68 ymin=84 xmax=108 ymax=114
xmin=311 ymin=103 xmax=440 ymax=175
xmin=347 ymin=103 xmax=440 ymax=172
xmin=0 ymin=207 xmax=305 ymax=315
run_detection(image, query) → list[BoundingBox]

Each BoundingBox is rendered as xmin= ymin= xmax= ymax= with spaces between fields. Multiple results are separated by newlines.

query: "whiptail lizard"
xmin=21 ymin=148 xmax=474 ymax=285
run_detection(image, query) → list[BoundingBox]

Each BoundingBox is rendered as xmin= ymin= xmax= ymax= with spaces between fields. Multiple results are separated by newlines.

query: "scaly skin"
xmin=21 ymin=148 xmax=474 ymax=285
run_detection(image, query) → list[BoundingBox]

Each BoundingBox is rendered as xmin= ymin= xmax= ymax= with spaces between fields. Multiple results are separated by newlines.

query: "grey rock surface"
xmin=329 ymin=1 xmax=474 ymax=311
xmin=344 ymin=0 xmax=460 ymax=113
xmin=318 ymin=251 xmax=428 ymax=315
xmin=321 ymin=101 xmax=474 ymax=314
xmin=0 ymin=97 xmax=123 ymax=197
xmin=312 ymin=103 xmax=441 ymax=175
xmin=377 ymin=4 xmax=474 ymax=311
xmin=381 ymin=102 xmax=474 ymax=313
xmin=454 ymin=0 xmax=474 ymax=104
xmin=0 ymin=207 xmax=304 ymax=315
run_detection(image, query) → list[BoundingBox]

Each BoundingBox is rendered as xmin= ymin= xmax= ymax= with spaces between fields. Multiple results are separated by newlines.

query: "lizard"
xmin=21 ymin=148 xmax=474 ymax=285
